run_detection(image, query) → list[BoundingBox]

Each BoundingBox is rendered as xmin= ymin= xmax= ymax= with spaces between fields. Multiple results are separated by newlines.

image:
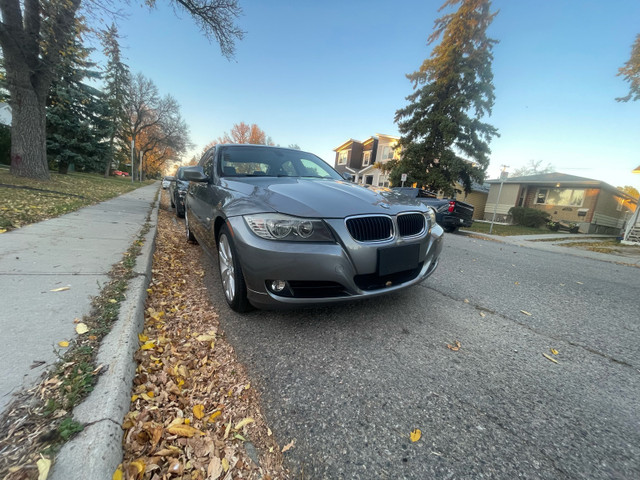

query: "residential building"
xmin=484 ymin=172 xmax=637 ymax=235
xmin=333 ymin=134 xmax=399 ymax=187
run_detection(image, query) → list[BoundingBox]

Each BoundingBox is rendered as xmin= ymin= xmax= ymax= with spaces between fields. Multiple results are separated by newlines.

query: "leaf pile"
xmin=0 ymin=170 xmax=151 ymax=231
xmin=119 ymin=192 xmax=289 ymax=480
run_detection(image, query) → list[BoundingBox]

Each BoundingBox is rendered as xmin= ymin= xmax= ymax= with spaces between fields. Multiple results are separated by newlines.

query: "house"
xmin=333 ymin=134 xmax=399 ymax=187
xmin=484 ymin=172 xmax=638 ymax=234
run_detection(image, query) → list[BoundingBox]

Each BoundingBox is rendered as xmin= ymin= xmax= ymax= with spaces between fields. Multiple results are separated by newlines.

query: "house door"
xmin=365 ymin=175 xmax=374 ymax=185
xmin=518 ymin=187 xmax=527 ymax=207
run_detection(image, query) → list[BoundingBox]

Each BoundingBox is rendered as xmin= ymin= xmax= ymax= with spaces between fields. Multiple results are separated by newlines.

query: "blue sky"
xmin=96 ymin=0 xmax=640 ymax=189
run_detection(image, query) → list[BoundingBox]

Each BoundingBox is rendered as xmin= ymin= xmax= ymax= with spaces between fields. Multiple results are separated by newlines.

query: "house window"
xmin=338 ymin=150 xmax=348 ymax=165
xmin=536 ymin=188 xmax=585 ymax=206
xmin=380 ymin=146 xmax=394 ymax=161
xmin=363 ymin=151 xmax=371 ymax=166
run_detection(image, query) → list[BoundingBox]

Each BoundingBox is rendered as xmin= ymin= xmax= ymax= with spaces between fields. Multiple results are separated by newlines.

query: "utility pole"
xmin=489 ymin=165 xmax=509 ymax=234
xmin=130 ymin=139 xmax=134 ymax=184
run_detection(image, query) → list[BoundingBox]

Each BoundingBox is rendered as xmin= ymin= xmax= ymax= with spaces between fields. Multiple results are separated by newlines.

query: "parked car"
xmin=169 ymin=167 xmax=189 ymax=217
xmin=113 ymin=170 xmax=129 ymax=176
xmin=392 ymin=187 xmax=474 ymax=233
xmin=183 ymin=144 xmax=444 ymax=312
xmin=162 ymin=177 xmax=172 ymax=189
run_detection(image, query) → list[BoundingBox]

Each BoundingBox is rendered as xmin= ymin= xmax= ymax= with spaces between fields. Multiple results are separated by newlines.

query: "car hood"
xmin=222 ymin=178 xmax=427 ymax=218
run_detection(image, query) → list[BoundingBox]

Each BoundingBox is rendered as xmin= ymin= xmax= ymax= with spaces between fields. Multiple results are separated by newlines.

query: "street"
xmin=202 ymin=232 xmax=640 ymax=479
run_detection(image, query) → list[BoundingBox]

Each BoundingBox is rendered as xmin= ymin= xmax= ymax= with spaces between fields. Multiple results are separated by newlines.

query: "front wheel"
xmin=176 ymin=200 xmax=185 ymax=218
xmin=217 ymin=225 xmax=252 ymax=313
xmin=185 ymin=208 xmax=197 ymax=244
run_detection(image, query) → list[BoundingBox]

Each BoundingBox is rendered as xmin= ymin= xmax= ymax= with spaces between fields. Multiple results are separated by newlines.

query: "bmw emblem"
xmin=380 ymin=203 xmax=390 ymax=209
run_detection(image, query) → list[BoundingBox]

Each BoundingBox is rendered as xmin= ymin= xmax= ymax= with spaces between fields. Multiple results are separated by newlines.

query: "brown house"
xmin=484 ymin=173 xmax=637 ymax=234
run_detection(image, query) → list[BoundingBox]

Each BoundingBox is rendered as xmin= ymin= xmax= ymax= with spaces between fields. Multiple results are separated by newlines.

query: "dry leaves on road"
xmin=118 ymin=192 xmax=289 ymax=480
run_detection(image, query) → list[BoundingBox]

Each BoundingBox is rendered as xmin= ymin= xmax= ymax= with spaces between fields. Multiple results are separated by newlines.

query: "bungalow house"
xmin=333 ymin=134 xmax=399 ymax=187
xmin=484 ymin=172 xmax=638 ymax=235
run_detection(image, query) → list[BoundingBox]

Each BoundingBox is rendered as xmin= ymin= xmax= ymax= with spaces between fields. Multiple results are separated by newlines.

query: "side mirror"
xmin=182 ymin=166 xmax=209 ymax=182
xmin=342 ymin=172 xmax=354 ymax=182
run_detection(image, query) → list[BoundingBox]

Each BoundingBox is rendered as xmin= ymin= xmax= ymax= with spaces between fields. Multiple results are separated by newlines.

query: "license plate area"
xmin=377 ymin=244 xmax=420 ymax=276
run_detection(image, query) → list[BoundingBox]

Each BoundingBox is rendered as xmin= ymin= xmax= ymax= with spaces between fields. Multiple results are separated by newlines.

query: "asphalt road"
xmin=201 ymin=232 xmax=640 ymax=479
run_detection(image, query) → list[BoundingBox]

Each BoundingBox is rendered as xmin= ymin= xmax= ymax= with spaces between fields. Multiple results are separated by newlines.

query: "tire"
xmin=176 ymin=201 xmax=185 ymax=218
xmin=443 ymin=226 xmax=458 ymax=233
xmin=217 ymin=225 xmax=252 ymax=313
xmin=170 ymin=193 xmax=175 ymax=208
xmin=185 ymin=208 xmax=197 ymax=244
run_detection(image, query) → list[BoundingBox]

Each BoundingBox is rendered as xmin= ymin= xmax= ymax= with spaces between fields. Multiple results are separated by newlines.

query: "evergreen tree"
xmin=100 ymin=24 xmax=131 ymax=176
xmin=617 ymin=33 xmax=640 ymax=103
xmin=46 ymin=23 xmax=110 ymax=174
xmin=389 ymin=0 xmax=499 ymax=195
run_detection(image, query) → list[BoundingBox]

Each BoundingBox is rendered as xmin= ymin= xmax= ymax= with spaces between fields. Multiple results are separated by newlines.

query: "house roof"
xmin=333 ymin=139 xmax=361 ymax=152
xmin=486 ymin=172 xmax=637 ymax=202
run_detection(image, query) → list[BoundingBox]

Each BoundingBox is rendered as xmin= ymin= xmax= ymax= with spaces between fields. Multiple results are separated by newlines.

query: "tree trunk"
xmin=9 ymin=85 xmax=50 ymax=180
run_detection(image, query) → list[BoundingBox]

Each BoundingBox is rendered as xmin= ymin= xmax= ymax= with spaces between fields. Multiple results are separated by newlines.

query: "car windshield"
xmin=217 ymin=146 xmax=342 ymax=180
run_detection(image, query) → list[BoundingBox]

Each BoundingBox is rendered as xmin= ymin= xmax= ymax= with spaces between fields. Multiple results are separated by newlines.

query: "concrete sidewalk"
xmin=0 ymin=183 xmax=159 ymax=414
xmin=460 ymin=231 xmax=640 ymax=266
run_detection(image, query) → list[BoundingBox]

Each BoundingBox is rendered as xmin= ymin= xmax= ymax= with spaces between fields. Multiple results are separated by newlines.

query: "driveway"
xmin=201 ymin=233 xmax=640 ymax=478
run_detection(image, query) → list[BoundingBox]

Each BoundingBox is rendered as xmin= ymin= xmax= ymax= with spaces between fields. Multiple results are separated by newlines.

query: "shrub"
xmin=509 ymin=207 xmax=551 ymax=228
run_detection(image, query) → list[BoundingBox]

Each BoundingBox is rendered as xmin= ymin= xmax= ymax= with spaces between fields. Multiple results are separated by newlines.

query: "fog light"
xmin=271 ymin=280 xmax=287 ymax=292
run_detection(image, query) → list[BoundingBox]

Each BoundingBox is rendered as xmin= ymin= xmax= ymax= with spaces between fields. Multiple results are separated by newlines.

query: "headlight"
xmin=244 ymin=214 xmax=335 ymax=242
xmin=426 ymin=207 xmax=436 ymax=227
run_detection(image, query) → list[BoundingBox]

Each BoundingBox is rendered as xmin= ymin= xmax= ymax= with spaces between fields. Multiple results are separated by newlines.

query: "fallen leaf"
xmin=167 ymin=424 xmax=203 ymax=437
xmin=208 ymin=411 xmax=222 ymax=422
xmin=463 ymin=298 xmax=469 ymax=303
xmin=50 ymin=286 xmax=70 ymax=292
xmin=222 ymin=458 xmax=230 ymax=472
xmin=446 ymin=341 xmax=461 ymax=351
xmin=520 ymin=310 xmax=532 ymax=316
xmin=410 ymin=429 xmax=422 ymax=442
xmin=112 ymin=466 xmax=123 ymax=480
xmin=109 ymin=299 xmax=117 ymax=303
xmin=550 ymin=348 xmax=559 ymax=355
xmin=193 ymin=404 xmax=205 ymax=419
xmin=224 ymin=422 xmax=232 ymax=439
xmin=75 ymin=323 xmax=89 ymax=335
xmin=234 ymin=433 xmax=247 ymax=441
xmin=282 ymin=440 xmax=295 ymax=453
xmin=479 ymin=312 xmax=486 ymax=317
xmin=207 ymin=457 xmax=223 ymax=480
xmin=58 ymin=341 xmax=69 ymax=348
xmin=514 ymin=281 xmax=520 ymax=285
xmin=543 ymin=353 xmax=559 ymax=364
xmin=234 ymin=417 xmax=254 ymax=430
xmin=576 ymin=281 xmax=584 ymax=285
xmin=196 ymin=334 xmax=215 ymax=342
xmin=37 ymin=456 xmax=51 ymax=480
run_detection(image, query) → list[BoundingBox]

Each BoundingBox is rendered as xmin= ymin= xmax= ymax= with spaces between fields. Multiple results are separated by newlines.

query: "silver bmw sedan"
xmin=183 ymin=144 xmax=443 ymax=312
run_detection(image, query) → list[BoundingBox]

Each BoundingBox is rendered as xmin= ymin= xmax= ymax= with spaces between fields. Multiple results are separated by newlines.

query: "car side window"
xmin=299 ymin=158 xmax=331 ymax=178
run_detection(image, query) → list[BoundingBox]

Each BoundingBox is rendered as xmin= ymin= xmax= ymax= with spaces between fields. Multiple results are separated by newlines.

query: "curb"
xmin=50 ymin=197 xmax=159 ymax=480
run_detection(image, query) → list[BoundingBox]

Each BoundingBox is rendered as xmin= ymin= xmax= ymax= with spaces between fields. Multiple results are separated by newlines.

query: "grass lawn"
xmin=560 ymin=239 xmax=640 ymax=255
xmin=462 ymin=221 xmax=548 ymax=236
xmin=0 ymin=167 xmax=154 ymax=231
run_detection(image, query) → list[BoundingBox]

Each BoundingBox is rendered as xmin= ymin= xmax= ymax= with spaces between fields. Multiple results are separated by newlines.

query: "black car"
xmin=169 ymin=167 xmax=189 ymax=217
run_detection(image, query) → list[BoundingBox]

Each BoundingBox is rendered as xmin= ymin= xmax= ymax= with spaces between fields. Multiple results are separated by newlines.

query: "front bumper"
xmin=226 ymin=216 xmax=444 ymax=309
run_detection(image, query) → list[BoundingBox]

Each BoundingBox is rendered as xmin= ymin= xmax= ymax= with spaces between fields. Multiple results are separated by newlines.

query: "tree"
xmin=100 ymin=24 xmax=131 ymax=177
xmin=389 ymin=0 xmax=499 ymax=195
xmin=46 ymin=21 xmax=110 ymax=174
xmin=511 ymin=159 xmax=554 ymax=178
xmin=617 ymin=185 xmax=639 ymax=199
xmin=215 ymin=121 xmax=272 ymax=145
xmin=125 ymin=73 xmax=190 ymax=180
xmin=0 ymin=0 xmax=244 ymax=180
xmin=617 ymin=33 xmax=640 ymax=103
